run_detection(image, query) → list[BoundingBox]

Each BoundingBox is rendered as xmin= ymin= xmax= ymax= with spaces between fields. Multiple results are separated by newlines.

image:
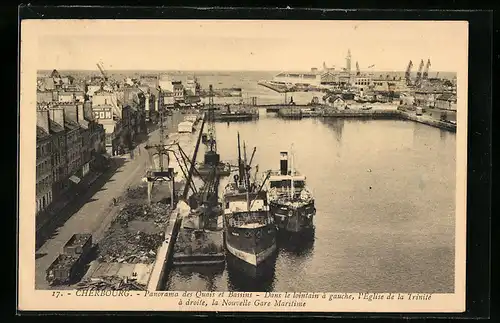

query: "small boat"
xmin=264 ymin=150 xmax=316 ymax=233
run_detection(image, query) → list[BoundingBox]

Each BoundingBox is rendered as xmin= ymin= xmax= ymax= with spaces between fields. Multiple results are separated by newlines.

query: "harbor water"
xmin=164 ymin=110 xmax=456 ymax=293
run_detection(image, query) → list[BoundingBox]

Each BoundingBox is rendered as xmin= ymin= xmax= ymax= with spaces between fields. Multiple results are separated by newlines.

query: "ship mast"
xmin=237 ymin=132 xmax=243 ymax=185
xmin=243 ymin=141 xmax=251 ymax=211
xmin=290 ymin=145 xmax=294 ymax=200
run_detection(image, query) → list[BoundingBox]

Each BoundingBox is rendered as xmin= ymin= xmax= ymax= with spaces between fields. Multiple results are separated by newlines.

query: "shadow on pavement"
xmin=35 ymin=157 xmax=128 ymax=251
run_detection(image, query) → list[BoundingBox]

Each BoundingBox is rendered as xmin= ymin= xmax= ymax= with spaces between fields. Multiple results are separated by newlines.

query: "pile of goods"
xmin=97 ymin=230 xmax=163 ymax=264
xmin=126 ymin=186 xmax=148 ymax=200
xmin=112 ymin=202 xmax=171 ymax=228
xmin=76 ymin=276 xmax=146 ymax=291
xmin=97 ymin=202 xmax=171 ymax=264
xmin=174 ymin=229 xmax=223 ymax=256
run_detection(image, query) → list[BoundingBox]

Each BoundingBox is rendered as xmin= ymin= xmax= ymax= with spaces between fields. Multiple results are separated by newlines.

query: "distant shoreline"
xmin=37 ymin=69 xmax=458 ymax=77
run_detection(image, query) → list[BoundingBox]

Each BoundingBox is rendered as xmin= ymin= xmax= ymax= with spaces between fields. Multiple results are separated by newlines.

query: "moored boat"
xmin=265 ymin=151 xmax=316 ymax=233
xmin=223 ymin=133 xmax=277 ymax=266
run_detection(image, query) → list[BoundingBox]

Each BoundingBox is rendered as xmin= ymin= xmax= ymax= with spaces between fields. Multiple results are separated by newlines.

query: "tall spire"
xmin=346 ymin=49 xmax=352 ymax=74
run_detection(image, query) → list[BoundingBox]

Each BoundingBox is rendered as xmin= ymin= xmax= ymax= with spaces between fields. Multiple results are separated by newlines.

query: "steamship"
xmin=264 ymin=151 xmax=316 ymax=233
xmin=223 ymin=133 xmax=277 ymax=266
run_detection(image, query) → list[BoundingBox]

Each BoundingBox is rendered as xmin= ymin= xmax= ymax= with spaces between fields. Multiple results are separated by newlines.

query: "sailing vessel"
xmin=222 ymin=133 xmax=277 ymax=266
xmin=265 ymin=150 xmax=316 ymax=233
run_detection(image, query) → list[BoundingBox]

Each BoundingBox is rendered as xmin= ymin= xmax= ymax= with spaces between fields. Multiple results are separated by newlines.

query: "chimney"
xmin=63 ymin=104 xmax=78 ymax=123
xmin=36 ymin=109 xmax=50 ymax=133
xmin=280 ymin=152 xmax=288 ymax=176
xmin=145 ymin=93 xmax=150 ymax=111
xmin=49 ymin=106 xmax=65 ymax=126
xmin=83 ymin=101 xmax=93 ymax=121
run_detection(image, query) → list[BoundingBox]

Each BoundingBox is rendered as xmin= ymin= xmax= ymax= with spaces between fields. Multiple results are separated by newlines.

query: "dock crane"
xmin=414 ymin=59 xmax=424 ymax=86
xmin=95 ymin=61 xmax=122 ymax=119
xmin=206 ymin=84 xmax=217 ymax=153
xmin=144 ymin=107 xmax=175 ymax=205
xmin=415 ymin=59 xmax=425 ymax=87
xmin=96 ymin=62 xmax=109 ymax=82
xmin=422 ymin=59 xmax=431 ymax=80
xmin=405 ymin=60 xmax=413 ymax=86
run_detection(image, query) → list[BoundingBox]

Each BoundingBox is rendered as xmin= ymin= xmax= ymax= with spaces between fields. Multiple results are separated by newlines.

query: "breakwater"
xmin=274 ymin=107 xmax=456 ymax=132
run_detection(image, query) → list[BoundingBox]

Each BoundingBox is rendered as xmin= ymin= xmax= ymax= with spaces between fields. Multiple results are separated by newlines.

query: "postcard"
xmin=19 ymin=18 xmax=468 ymax=313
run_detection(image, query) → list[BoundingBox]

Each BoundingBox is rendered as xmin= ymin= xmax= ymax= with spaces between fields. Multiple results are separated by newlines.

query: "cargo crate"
xmin=46 ymin=254 xmax=81 ymax=285
xmin=63 ymin=233 xmax=92 ymax=257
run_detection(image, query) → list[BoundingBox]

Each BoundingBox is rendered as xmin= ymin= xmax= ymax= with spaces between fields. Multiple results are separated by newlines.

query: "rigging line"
xmin=175 ymin=145 xmax=195 ymax=182
xmin=177 ymin=143 xmax=206 ymax=182
xmin=248 ymin=147 xmax=257 ymax=167
xmin=182 ymin=113 xmax=206 ymax=200
xmin=249 ymin=171 xmax=270 ymax=211
xmin=171 ymin=150 xmax=198 ymax=195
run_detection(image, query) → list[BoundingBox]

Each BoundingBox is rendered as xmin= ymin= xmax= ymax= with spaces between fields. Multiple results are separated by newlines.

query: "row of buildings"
xmin=38 ymin=70 xmax=153 ymax=157
xmin=35 ymin=69 xmax=157 ymax=220
xmin=36 ymin=102 xmax=106 ymax=218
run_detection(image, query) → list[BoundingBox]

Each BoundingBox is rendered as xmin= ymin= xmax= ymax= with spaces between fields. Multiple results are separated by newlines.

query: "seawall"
xmin=146 ymin=211 xmax=182 ymax=291
xmin=275 ymin=108 xmax=456 ymax=132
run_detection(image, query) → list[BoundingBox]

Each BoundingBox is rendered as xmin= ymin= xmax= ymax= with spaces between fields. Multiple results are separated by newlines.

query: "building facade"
xmin=37 ymin=90 xmax=57 ymax=103
xmin=91 ymin=104 xmax=119 ymax=155
xmin=332 ymin=97 xmax=347 ymax=110
xmin=36 ymin=111 xmax=53 ymax=216
xmin=45 ymin=105 xmax=68 ymax=197
xmin=414 ymin=90 xmax=440 ymax=108
xmin=435 ymin=93 xmax=457 ymax=111
xmin=272 ymin=72 xmax=322 ymax=87
xmin=64 ymin=116 xmax=83 ymax=185
xmin=58 ymin=90 xmax=85 ymax=103
xmin=173 ymin=81 xmax=185 ymax=101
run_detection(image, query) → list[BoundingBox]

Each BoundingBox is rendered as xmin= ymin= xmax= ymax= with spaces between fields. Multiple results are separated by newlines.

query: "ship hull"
xmin=225 ymin=239 xmax=277 ymax=267
xmin=223 ymin=221 xmax=277 ymax=267
xmin=270 ymin=201 xmax=316 ymax=233
xmin=225 ymin=249 xmax=277 ymax=282
xmin=195 ymin=164 xmax=231 ymax=177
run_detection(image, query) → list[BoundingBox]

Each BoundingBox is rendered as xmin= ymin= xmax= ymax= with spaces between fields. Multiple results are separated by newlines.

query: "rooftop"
xmin=94 ymin=88 xmax=114 ymax=95
xmin=37 ymin=126 xmax=50 ymax=140
xmin=437 ymin=93 xmax=457 ymax=101
xmin=92 ymin=104 xmax=114 ymax=109
xmin=60 ymin=90 xmax=84 ymax=95
xmin=49 ymin=119 xmax=65 ymax=133
xmin=64 ymin=119 xmax=80 ymax=130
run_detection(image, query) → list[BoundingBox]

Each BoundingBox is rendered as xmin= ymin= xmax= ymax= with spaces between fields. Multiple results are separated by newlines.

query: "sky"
xmin=29 ymin=20 xmax=468 ymax=72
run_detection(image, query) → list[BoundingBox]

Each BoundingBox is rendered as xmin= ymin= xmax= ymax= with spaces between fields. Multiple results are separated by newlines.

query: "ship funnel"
xmin=280 ymin=152 xmax=288 ymax=175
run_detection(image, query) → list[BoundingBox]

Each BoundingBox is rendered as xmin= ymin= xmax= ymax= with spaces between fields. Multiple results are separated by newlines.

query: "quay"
xmin=210 ymin=102 xmax=456 ymax=132
xmin=257 ymin=80 xmax=324 ymax=94
xmin=147 ymin=205 xmax=183 ymax=291
xmin=271 ymin=105 xmax=456 ymax=132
